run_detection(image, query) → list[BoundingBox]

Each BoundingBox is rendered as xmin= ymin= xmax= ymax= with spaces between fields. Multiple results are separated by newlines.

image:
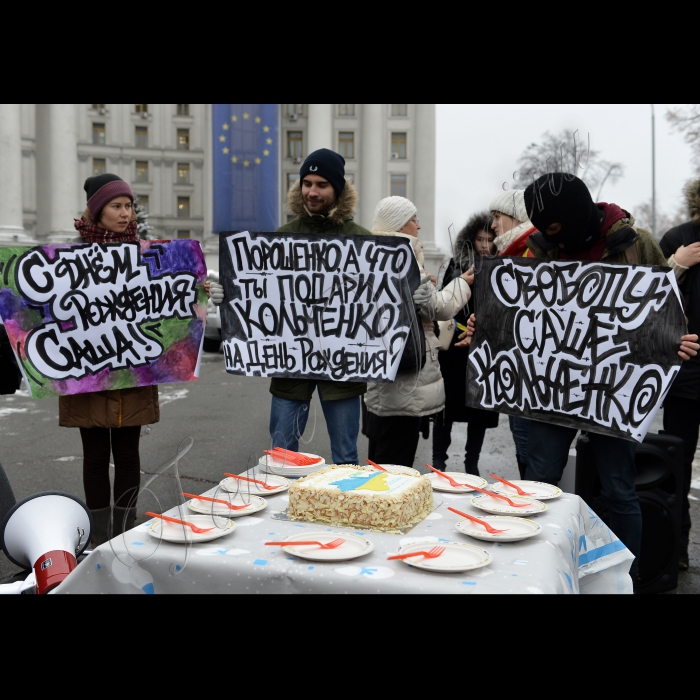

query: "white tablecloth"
xmin=55 ymin=480 xmax=633 ymax=594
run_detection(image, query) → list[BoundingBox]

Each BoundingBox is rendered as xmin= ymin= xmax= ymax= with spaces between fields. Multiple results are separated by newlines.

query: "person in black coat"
xmin=0 ymin=324 xmax=22 ymax=396
xmin=432 ymin=213 xmax=498 ymax=475
xmin=659 ymin=178 xmax=700 ymax=571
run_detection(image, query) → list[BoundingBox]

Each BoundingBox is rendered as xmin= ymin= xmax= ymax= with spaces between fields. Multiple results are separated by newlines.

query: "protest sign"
xmin=0 ymin=240 xmax=207 ymax=398
xmin=218 ymin=231 xmax=421 ymax=382
xmin=467 ymin=257 xmax=687 ymax=442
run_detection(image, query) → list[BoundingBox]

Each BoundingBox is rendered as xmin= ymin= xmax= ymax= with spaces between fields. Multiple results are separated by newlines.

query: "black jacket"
xmin=660 ymin=221 xmax=700 ymax=399
xmin=0 ymin=325 xmax=21 ymax=395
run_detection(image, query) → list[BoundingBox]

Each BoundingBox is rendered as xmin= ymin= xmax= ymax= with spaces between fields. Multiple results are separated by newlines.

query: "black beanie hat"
xmin=83 ymin=173 xmax=134 ymax=220
xmin=299 ymin=149 xmax=346 ymax=196
xmin=524 ymin=173 xmax=602 ymax=255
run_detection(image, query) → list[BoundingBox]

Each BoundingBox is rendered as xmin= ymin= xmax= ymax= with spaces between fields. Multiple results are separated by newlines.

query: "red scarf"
xmin=74 ymin=218 xmax=139 ymax=243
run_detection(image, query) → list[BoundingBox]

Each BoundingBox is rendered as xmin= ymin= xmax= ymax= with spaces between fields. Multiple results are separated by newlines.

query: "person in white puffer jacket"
xmin=364 ymin=196 xmax=473 ymax=468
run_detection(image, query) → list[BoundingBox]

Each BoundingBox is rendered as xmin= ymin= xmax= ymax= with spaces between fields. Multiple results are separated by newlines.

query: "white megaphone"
xmin=1 ymin=491 xmax=92 ymax=595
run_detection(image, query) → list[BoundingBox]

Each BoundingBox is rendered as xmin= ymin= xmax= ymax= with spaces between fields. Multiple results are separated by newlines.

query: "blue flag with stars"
xmin=213 ymin=104 xmax=279 ymax=233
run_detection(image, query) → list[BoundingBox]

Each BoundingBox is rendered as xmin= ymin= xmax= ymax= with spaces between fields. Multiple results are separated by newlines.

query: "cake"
xmin=288 ymin=465 xmax=433 ymax=532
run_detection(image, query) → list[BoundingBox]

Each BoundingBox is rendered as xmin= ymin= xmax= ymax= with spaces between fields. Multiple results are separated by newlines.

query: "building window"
xmin=92 ymin=158 xmax=106 ymax=176
xmin=338 ymin=104 xmax=355 ymax=116
xmin=287 ymin=131 xmax=303 ymax=159
xmin=286 ymin=173 xmax=300 ymax=190
xmin=177 ymin=104 xmax=190 ymax=116
xmin=391 ymin=132 xmax=407 ymax=159
xmin=177 ymin=230 xmax=190 ymax=239
xmin=135 ymin=126 xmax=148 ymax=148
xmin=392 ymin=104 xmax=408 ymax=117
xmin=137 ymin=195 xmax=149 ymax=214
xmin=177 ymin=197 xmax=190 ymax=218
xmin=338 ymin=132 xmax=354 ymax=159
xmin=91 ymin=104 xmax=105 ymax=110
xmin=92 ymin=123 xmax=106 ymax=145
xmin=177 ymin=129 xmax=190 ymax=150
xmin=135 ymin=161 xmax=149 ymax=183
xmin=346 ymin=173 xmax=355 ymax=184
xmin=135 ymin=104 xmax=148 ymax=113
xmin=177 ymin=163 xmax=191 ymax=184
xmin=285 ymin=104 xmax=304 ymax=116
xmin=391 ymin=174 xmax=407 ymax=197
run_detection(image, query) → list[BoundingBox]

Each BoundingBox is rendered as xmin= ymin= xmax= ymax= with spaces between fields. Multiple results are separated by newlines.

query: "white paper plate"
xmin=393 ymin=541 xmax=492 ymax=572
xmin=471 ymin=493 xmax=547 ymax=516
xmin=277 ymin=531 xmax=374 ymax=561
xmin=426 ymin=472 xmax=488 ymax=493
xmin=219 ymin=474 xmax=289 ymax=497
xmin=188 ymin=494 xmax=267 ymax=517
xmin=147 ymin=514 xmax=236 ymax=543
xmin=490 ymin=480 xmax=562 ymax=501
xmin=258 ymin=452 xmax=326 ymax=477
xmin=455 ymin=515 xmax=543 ymax=542
xmin=375 ymin=464 xmax=421 ymax=477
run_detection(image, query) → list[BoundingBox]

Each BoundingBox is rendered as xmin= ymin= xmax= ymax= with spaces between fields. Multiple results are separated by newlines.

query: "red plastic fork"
xmin=448 ymin=507 xmax=509 ymax=534
xmin=424 ymin=464 xmax=473 ymax=489
xmin=267 ymin=448 xmax=318 ymax=466
xmin=387 ymin=545 xmax=446 ymax=561
xmin=469 ymin=484 xmax=532 ymax=508
xmin=181 ymin=492 xmax=251 ymax=511
xmin=489 ymin=474 xmax=534 ymax=496
xmin=224 ymin=473 xmax=281 ymax=491
xmin=146 ymin=511 xmax=214 ymax=534
xmin=366 ymin=459 xmax=388 ymax=472
xmin=265 ymin=538 xmax=345 ymax=549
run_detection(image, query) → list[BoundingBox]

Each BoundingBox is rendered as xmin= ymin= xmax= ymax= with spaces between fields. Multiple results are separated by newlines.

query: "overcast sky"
xmin=434 ymin=104 xmax=695 ymax=253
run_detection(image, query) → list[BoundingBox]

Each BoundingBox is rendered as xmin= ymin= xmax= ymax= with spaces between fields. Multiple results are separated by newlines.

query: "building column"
xmin=360 ymin=103 xmax=383 ymax=230
xmin=0 ymin=104 xmax=35 ymax=246
xmin=413 ymin=103 xmax=443 ymax=277
xmin=306 ymin=104 xmax=333 ymax=155
xmin=36 ymin=104 xmax=80 ymax=244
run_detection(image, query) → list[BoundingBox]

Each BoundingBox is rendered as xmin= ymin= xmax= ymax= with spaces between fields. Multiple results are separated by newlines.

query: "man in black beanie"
xmin=520 ymin=173 xmax=699 ymax=581
xmin=272 ymin=149 xmax=371 ymax=465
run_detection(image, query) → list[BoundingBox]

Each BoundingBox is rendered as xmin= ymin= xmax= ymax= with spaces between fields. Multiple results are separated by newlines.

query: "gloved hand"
xmin=210 ymin=281 xmax=225 ymax=306
xmin=413 ymin=274 xmax=437 ymax=317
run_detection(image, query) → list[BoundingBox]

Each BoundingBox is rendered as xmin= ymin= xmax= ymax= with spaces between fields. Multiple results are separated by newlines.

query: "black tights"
xmin=80 ymin=427 xmax=141 ymax=509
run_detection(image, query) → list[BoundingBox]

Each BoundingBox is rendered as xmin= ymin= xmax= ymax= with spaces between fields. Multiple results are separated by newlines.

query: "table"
xmin=54 ymin=476 xmax=634 ymax=594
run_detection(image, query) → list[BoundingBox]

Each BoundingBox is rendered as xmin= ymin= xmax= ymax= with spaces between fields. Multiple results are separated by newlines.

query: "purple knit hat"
xmin=84 ymin=174 xmax=134 ymax=220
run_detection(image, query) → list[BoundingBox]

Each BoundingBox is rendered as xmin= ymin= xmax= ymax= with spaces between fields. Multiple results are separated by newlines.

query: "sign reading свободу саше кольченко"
xmin=0 ymin=240 xmax=208 ymax=398
xmin=218 ymin=231 xmax=421 ymax=383
xmin=467 ymin=257 xmax=687 ymax=443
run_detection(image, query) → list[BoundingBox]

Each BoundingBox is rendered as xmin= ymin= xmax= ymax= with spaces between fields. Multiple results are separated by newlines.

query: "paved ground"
xmin=1 ymin=348 xmax=698 ymax=593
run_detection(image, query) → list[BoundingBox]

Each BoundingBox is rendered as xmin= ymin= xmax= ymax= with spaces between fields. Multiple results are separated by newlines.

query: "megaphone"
xmin=0 ymin=492 xmax=92 ymax=594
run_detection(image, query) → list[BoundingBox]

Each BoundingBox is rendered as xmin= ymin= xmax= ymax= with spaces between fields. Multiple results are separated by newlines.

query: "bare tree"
xmin=633 ymin=199 xmax=687 ymax=240
xmin=513 ymin=130 xmax=624 ymax=200
xmin=667 ymin=105 xmax=700 ymax=171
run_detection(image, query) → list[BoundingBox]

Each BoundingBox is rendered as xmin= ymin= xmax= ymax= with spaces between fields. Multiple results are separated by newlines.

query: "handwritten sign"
xmin=467 ymin=257 xmax=686 ymax=442
xmin=0 ymin=240 xmax=207 ymax=398
xmin=218 ymin=231 xmax=420 ymax=382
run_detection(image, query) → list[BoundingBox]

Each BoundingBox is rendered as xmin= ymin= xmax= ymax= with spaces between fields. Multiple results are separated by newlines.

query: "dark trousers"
xmin=367 ymin=414 xmax=422 ymax=468
xmin=80 ymin=427 xmax=142 ymax=509
xmin=526 ymin=420 xmax=641 ymax=574
xmin=432 ymin=420 xmax=486 ymax=476
xmin=662 ymin=396 xmax=697 ymax=553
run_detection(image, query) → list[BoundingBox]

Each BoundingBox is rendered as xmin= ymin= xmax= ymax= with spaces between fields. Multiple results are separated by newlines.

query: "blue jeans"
xmin=269 ymin=390 xmax=360 ymax=466
xmin=526 ymin=419 xmax=641 ymax=573
xmin=509 ymin=415 xmax=530 ymax=465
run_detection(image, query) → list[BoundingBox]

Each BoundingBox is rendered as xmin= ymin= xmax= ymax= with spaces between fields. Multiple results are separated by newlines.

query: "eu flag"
xmin=212 ymin=104 xmax=279 ymax=232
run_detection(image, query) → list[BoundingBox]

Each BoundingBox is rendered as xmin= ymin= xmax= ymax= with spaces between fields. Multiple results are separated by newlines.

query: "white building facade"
xmin=0 ymin=104 xmax=443 ymax=273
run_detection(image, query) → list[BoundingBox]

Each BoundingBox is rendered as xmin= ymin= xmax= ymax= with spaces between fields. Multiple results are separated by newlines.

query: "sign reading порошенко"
xmin=218 ymin=231 xmax=421 ymax=383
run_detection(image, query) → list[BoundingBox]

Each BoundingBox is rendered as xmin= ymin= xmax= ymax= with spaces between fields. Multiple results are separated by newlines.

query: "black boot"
xmin=90 ymin=507 xmax=112 ymax=548
xmin=113 ymin=506 xmax=137 ymax=536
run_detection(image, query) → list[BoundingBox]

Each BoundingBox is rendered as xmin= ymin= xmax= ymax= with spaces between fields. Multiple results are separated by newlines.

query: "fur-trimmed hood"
xmin=685 ymin=179 xmax=700 ymax=226
xmin=287 ymin=179 xmax=358 ymax=224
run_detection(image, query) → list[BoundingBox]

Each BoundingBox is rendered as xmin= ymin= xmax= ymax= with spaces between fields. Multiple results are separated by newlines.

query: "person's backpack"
xmin=0 ymin=325 xmax=22 ymax=395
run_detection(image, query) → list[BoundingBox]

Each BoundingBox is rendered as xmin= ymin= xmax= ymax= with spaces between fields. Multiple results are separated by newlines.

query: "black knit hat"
xmin=83 ymin=173 xmax=134 ymax=219
xmin=525 ymin=173 xmax=602 ymax=254
xmin=300 ymin=149 xmax=346 ymax=196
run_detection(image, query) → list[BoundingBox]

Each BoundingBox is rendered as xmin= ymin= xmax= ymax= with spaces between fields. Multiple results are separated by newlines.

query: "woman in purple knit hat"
xmin=60 ymin=174 xmax=158 ymax=547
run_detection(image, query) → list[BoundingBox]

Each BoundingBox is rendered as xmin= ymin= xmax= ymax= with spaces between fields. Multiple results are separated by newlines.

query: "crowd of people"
xmin=3 ymin=145 xmax=700 ymax=583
